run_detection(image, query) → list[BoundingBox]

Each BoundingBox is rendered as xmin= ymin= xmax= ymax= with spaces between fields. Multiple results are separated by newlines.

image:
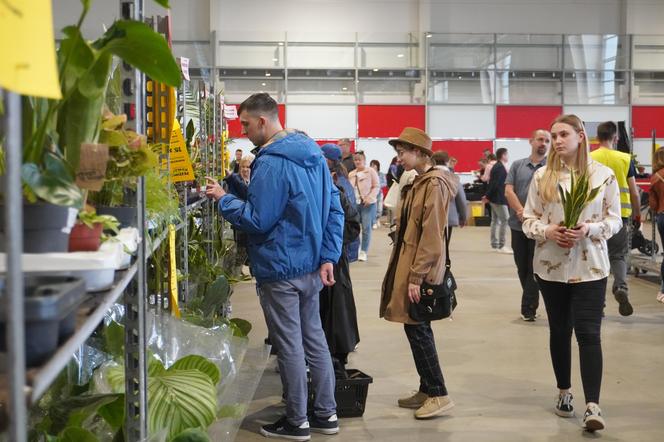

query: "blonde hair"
xmin=239 ymin=154 xmax=255 ymax=167
xmin=539 ymin=114 xmax=590 ymax=203
xmin=654 ymin=148 xmax=664 ymax=172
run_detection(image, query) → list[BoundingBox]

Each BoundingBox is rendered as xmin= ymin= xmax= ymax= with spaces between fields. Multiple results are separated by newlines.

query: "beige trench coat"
xmin=380 ymin=167 xmax=457 ymax=324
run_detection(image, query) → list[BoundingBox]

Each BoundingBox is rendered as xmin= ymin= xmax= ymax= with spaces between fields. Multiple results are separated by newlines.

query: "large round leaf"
xmin=94 ymin=20 xmax=181 ymax=87
xmin=169 ymin=355 xmax=221 ymax=385
xmin=147 ymin=369 xmax=217 ymax=440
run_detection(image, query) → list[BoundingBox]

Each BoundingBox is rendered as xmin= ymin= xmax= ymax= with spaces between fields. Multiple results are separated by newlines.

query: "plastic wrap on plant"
xmin=207 ymin=344 xmax=271 ymax=441
xmin=70 ymin=343 xmax=112 ymax=386
xmin=146 ymin=310 xmax=248 ymax=392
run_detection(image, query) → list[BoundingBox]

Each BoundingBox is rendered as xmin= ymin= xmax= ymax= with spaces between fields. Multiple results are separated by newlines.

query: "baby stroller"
xmin=630 ymin=219 xmax=659 ymax=256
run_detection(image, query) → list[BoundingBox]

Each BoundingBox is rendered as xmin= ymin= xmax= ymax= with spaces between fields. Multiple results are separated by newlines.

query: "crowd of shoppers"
xmin=207 ymin=91 xmax=661 ymax=439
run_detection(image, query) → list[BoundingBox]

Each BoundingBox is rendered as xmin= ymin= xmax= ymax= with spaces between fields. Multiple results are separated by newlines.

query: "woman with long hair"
xmin=349 ymin=151 xmax=380 ymax=261
xmin=648 ymin=147 xmax=664 ymax=304
xmin=380 ymin=127 xmax=457 ymax=420
xmin=522 ymin=114 xmax=621 ymax=432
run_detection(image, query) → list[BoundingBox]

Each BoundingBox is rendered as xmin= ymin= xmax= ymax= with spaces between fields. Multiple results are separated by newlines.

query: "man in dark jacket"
xmin=206 ymin=93 xmax=344 ymax=440
xmin=484 ymin=147 xmax=511 ymax=254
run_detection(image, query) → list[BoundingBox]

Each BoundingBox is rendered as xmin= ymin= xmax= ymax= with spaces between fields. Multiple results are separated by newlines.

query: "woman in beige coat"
xmin=380 ymin=127 xmax=457 ymax=420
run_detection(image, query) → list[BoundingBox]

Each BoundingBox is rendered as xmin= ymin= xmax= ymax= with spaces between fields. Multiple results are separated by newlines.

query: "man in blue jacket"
xmin=206 ymin=93 xmax=344 ymax=441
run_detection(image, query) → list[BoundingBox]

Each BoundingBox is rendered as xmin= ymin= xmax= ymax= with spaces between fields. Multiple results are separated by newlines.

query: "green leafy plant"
xmin=77 ymin=210 xmax=120 ymax=233
xmin=95 ymin=354 xmax=220 ymax=441
xmin=558 ymin=170 xmax=607 ymax=229
xmin=20 ymin=0 xmax=181 ymax=208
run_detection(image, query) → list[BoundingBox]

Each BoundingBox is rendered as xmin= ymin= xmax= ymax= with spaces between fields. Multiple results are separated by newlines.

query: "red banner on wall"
xmin=496 ymin=106 xmax=562 ymax=138
xmin=432 ymin=140 xmax=493 ymax=173
xmin=632 ymin=106 xmax=664 ymax=138
xmin=358 ymin=105 xmax=425 ymax=138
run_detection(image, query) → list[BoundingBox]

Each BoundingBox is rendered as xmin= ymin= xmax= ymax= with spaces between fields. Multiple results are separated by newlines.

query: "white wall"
xmin=53 ymin=0 xmax=209 ymax=40
xmin=625 ymin=0 xmax=664 ymax=35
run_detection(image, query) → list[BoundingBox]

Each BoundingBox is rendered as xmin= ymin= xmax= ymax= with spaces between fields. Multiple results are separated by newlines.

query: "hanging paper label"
xmin=177 ymin=57 xmax=190 ymax=81
xmin=76 ymin=143 xmax=109 ymax=191
xmin=0 ymin=0 xmax=62 ymax=98
xmin=223 ymin=105 xmax=238 ymax=120
xmin=163 ymin=119 xmax=195 ymax=182
xmin=168 ymin=224 xmax=181 ymax=318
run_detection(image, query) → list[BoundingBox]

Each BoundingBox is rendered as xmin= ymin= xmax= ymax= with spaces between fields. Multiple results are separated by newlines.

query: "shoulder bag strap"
xmin=655 ymin=171 xmax=664 ymax=184
xmin=415 ymin=178 xmax=452 ymax=269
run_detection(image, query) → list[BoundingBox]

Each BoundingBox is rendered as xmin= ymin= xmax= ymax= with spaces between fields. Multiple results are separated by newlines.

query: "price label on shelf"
xmin=163 ymin=119 xmax=195 ymax=183
xmin=223 ymin=104 xmax=238 ymax=120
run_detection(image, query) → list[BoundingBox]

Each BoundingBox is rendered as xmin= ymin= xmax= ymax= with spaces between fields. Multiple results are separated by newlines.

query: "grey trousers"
xmin=607 ymin=221 xmax=629 ymax=293
xmin=490 ymin=203 xmax=509 ymax=249
xmin=258 ymin=271 xmax=336 ymax=425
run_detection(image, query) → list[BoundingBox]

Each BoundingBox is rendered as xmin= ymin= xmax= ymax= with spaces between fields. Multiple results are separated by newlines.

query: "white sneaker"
xmin=358 ymin=251 xmax=368 ymax=261
xmin=498 ymin=246 xmax=513 ymax=254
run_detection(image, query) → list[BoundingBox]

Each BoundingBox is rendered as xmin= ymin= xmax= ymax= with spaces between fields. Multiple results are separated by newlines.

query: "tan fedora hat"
xmin=388 ymin=127 xmax=433 ymax=156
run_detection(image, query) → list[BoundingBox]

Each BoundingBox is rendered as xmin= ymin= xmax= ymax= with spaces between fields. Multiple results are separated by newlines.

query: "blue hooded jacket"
xmin=219 ymin=131 xmax=344 ymax=283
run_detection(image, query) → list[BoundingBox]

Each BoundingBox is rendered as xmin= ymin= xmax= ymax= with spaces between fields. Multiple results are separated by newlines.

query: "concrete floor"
xmin=231 ymin=226 xmax=664 ymax=442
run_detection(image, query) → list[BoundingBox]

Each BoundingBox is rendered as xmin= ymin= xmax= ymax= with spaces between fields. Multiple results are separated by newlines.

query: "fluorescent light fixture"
xmin=272 ymin=58 xmax=278 ymax=61
xmin=426 ymin=33 xmax=432 ymax=38
xmin=342 ymin=87 xmax=348 ymax=91
xmin=278 ymin=42 xmax=284 ymax=46
xmin=397 ymin=53 xmax=405 ymax=58
xmin=373 ymin=68 xmax=379 ymax=72
xmin=261 ymin=82 xmax=267 ymax=86
xmin=265 ymin=72 xmax=271 ymax=77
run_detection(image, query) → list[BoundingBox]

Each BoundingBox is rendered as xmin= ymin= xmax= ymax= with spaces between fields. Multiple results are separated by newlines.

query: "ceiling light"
xmin=272 ymin=58 xmax=278 ymax=62
xmin=426 ymin=34 xmax=432 ymax=38
xmin=265 ymin=72 xmax=271 ymax=77
xmin=397 ymin=54 xmax=405 ymax=58
xmin=342 ymin=87 xmax=348 ymax=91
xmin=373 ymin=68 xmax=379 ymax=72
xmin=261 ymin=82 xmax=267 ymax=86
xmin=278 ymin=42 xmax=284 ymax=46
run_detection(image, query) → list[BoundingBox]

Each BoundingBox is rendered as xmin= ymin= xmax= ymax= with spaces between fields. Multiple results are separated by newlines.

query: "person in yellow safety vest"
xmin=590 ymin=121 xmax=641 ymax=317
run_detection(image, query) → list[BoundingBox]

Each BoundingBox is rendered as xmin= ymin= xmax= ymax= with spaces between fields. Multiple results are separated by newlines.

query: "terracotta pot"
xmin=68 ymin=222 xmax=103 ymax=252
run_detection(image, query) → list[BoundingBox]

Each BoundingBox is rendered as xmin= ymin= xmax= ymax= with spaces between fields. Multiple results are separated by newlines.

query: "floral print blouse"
xmin=522 ymin=160 xmax=622 ymax=283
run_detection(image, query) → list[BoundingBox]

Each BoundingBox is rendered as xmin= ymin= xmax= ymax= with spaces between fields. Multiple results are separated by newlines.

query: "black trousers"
xmin=537 ymin=276 xmax=606 ymax=404
xmin=404 ymin=322 xmax=448 ymax=397
xmin=511 ymin=229 xmax=540 ymax=315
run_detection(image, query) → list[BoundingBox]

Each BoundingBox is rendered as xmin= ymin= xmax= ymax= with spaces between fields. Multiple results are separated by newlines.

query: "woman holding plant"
xmin=522 ymin=114 xmax=621 ymax=433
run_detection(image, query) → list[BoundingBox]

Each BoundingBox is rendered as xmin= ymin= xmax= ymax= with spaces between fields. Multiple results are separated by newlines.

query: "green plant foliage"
xmin=56 ymin=427 xmax=98 ymax=442
xmin=93 ymin=21 xmax=182 ymax=88
xmin=170 ymin=428 xmax=210 ymax=442
xmin=152 ymin=0 xmax=171 ymax=9
xmin=78 ymin=211 xmax=120 ymax=234
xmin=147 ymin=369 xmax=218 ymax=440
xmin=95 ymin=395 xmax=125 ymax=430
xmin=46 ymin=393 xmax=123 ymax=435
xmin=229 ymin=318 xmax=252 ymax=338
xmin=104 ymin=321 xmax=125 ymax=357
xmin=201 ymin=275 xmax=231 ymax=317
xmin=170 ymin=355 xmax=221 ymax=385
xmin=558 ymin=170 xmax=607 ymax=228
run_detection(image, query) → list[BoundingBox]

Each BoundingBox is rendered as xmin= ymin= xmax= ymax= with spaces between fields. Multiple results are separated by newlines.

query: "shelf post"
xmin=3 ymin=90 xmax=27 ymax=442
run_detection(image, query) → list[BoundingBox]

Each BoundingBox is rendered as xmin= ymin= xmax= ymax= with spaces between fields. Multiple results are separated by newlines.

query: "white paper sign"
xmin=177 ymin=57 xmax=190 ymax=81
xmin=223 ymin=104 xmax=238 ymax=120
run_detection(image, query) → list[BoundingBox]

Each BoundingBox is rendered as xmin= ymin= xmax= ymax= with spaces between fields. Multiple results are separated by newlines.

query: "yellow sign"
xmin=168 ymin=224 xmax=181 ymax=318
xmin=0 ymin=0 xmax=62 ymax=98
xmin=163 ymin=119 xmax=195 ymax=182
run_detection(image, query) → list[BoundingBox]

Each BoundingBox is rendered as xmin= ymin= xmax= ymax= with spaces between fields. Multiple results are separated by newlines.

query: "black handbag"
xmin=408 ymin=227 xmax=458 ymax=322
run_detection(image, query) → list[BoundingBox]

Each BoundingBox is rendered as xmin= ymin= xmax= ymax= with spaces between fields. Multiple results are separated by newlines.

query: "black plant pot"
xmin=96 ymin=206 xmax=137 ymax=228
xmin=0 ymin=203 xmax=77 ymax=253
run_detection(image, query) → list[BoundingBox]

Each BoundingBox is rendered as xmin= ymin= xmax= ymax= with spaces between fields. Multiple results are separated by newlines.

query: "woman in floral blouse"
xmin=522 ymin=114 xmax=621 ymax=433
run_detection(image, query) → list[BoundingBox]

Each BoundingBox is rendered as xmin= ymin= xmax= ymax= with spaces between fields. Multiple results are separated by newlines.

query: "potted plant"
xmin=1 ymin=0 xmax=182 ymax=253
xmin=89 ymin=110 xmax=160 ymax=227
xmin=68 ymin=208 xmax=120 ymax=252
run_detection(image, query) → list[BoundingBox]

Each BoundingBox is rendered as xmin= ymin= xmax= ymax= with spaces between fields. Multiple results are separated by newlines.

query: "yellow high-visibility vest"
xmin=591 ymin=147 xmax=632 ymax=218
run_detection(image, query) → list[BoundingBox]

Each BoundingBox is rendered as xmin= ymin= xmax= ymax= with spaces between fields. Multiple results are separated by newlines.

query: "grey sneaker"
xmin=555 ymin=392 xmax=574 ymax=417
xmin=260 ymin=417 xmax=311 ymax=441
xmin=583 ymin=403 xmax=605 ymax=432
xmin=614 ymin=287 xmax=633 ymax=316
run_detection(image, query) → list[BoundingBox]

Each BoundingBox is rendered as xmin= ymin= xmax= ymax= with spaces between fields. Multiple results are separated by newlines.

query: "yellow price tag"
xmin=168 ymin=224 xmax=181 ymax=318
xmin=0 ymin=0 xmax=62 ymax=98
xmin=162 ymin=119 xmax=195 ymax=182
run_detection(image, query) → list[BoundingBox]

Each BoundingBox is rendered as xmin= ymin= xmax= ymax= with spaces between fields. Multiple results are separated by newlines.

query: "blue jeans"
xmin=258 ymin=271 xmax=336 ymax=425
xmin=657 ymin=213 xmax=664 ymax=291
xmin=358 ymin=203 xmax=377 ymax=253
